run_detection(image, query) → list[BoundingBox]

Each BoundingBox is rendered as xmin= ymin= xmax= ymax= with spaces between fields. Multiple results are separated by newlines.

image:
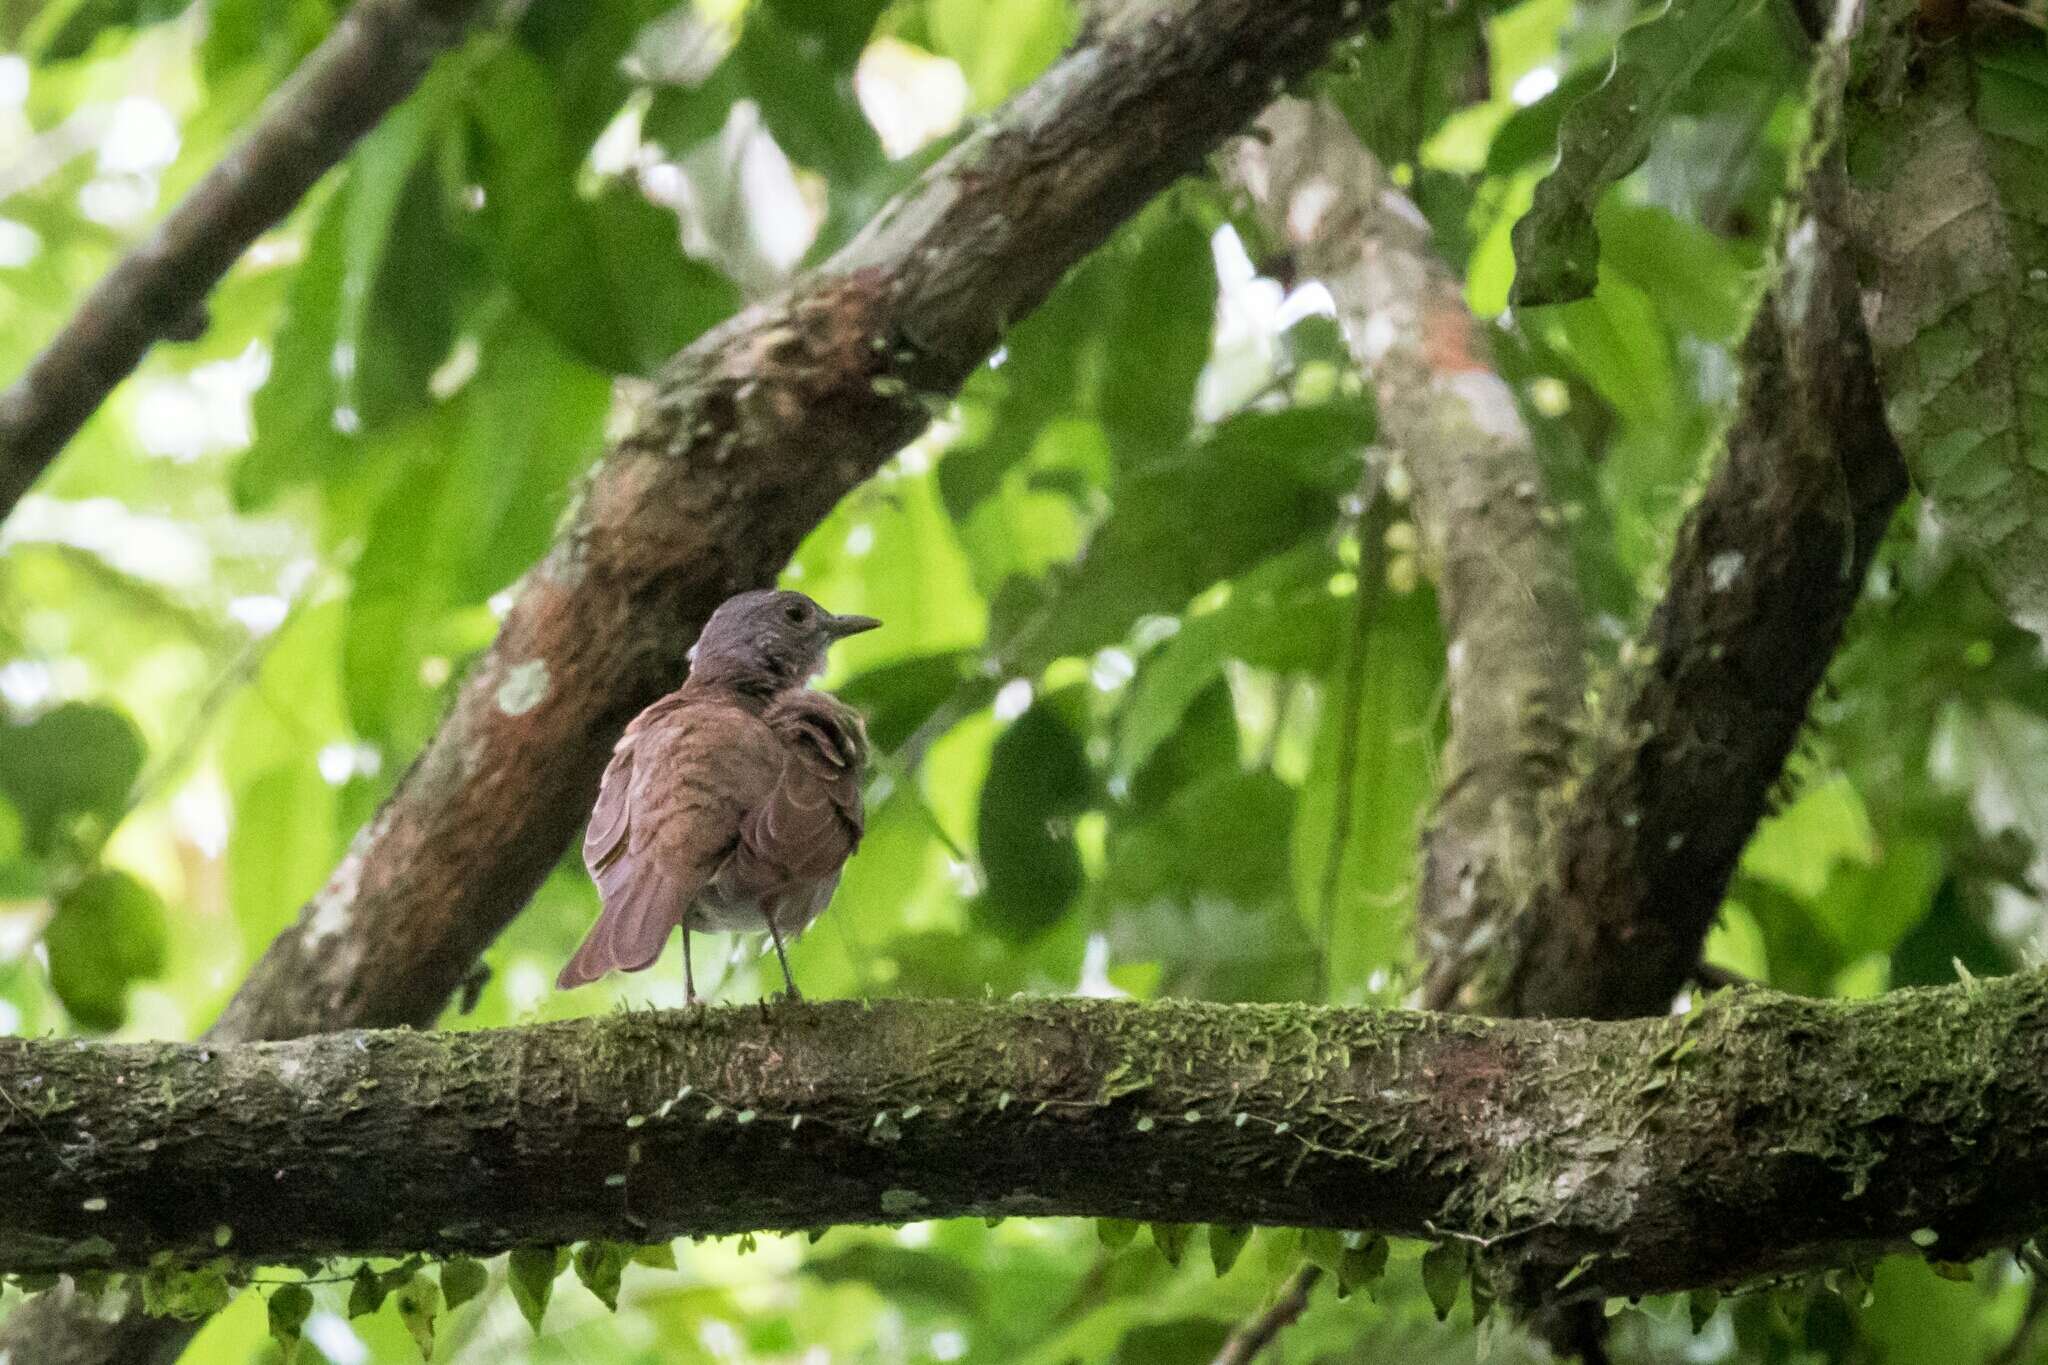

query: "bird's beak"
xmin=824 ymin=612 xmax=882 ymax=639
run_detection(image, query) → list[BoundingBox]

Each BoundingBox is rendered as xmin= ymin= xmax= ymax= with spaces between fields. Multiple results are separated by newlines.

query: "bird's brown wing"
xmin=558 ymin=695 xmax=781 ymax=988
xmin=726 ymin=692 xmax=868 ymax=927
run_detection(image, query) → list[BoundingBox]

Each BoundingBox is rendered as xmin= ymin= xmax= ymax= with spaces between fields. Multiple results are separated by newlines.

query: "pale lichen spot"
xmin=1440 ymin=371 xmax=1525 ymax=441
xmin=1708 ymin=551 xmax=1745 ymax=593
xmin=1360 ymin=313 xmax=1400 ymax=363
xmin=1287 ymin=179 xmax=1340 ymax=244
xmin=303 ymin=853 xmax=363 ymax=947
xmin=496 ymin=659 xmax=550 ymax=717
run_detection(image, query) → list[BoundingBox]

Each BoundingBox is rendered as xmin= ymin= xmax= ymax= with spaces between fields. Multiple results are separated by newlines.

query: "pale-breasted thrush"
xmin=556 ymin=589 xmax=877 ymax=1001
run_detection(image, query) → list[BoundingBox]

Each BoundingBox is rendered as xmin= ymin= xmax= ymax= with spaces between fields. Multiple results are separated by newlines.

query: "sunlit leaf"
xmin=1510 ymin=0 xmax=1765 ymax=306
xmin=42 ymin=869 xmax=167 ymax=1031
xmin=974 ymin=696 xmax=1093 ymax=940
xmin=0 ymin=701 xmax=144 ymax=858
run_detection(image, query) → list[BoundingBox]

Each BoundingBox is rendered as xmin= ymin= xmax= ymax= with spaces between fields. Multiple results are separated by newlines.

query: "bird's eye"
xmin=785 ymin=603 xmax=807 ymax=624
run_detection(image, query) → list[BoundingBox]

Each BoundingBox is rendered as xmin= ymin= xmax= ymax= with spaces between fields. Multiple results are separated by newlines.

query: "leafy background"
xmin=2 ymin=0 xmax=2047 ymax=1360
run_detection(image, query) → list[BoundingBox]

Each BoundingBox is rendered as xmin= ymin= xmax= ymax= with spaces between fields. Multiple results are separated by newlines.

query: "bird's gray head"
xmin=688 ymin=589 xmax=880 ymax=693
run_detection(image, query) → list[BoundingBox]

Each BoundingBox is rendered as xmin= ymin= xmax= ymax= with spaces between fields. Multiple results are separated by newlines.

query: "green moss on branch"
xmin=6 ymin=981 xmax=2048 ymax=1308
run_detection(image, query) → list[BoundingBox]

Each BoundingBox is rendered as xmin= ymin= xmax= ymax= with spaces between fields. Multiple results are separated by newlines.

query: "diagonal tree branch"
xmin=7 ymin=977 xmax=2048 ymax=1308
xmin=1508 ymin=200 xmax=1907 ymax=1020
xmin=1223 ymin=98 xmax=1588 ymax=1012
xmin=0 ymin=0 xmax=492 ymax=512
xmin=0 ymin=4 xmax=1402 ymax=1359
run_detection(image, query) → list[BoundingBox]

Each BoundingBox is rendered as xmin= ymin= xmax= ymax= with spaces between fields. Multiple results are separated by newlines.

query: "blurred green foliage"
xmin=3 ymin=0 xmax=2048 ymax=1361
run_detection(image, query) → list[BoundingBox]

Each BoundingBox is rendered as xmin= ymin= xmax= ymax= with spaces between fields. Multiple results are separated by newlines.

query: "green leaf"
xmin=392 ymin=1271 xmax=440 ymax=1358
xmin=507 ymin=1246 xmax=567 ymax=1334
xmin=1207 ymin=1225 xmax=1251 ymax=1277
xmin=1291 ymin=586 xmax=1445 ymax=994
xmin=266 ymin=1283 xmax=314 ymax=1361
xmin=927 ymin=0 xmax=1073 ymax=109
xmin=24 ymin=0 xmax=190 ymax=61
xmin=1097 ymin=1218 xmax=1141 ymax=1250
xmin=835 ymin=651 xmax=982 ymax=752
xmin=43 ymin=870 xmax=168 ymax=1032
xmin=1320 ymin=3 xmax=1486 ymax=167
xmin=801 ymin=1243 xmax=986 ymax=1316
xmin=1102 ymin=772 xmax=1316 ymax=1002
xmin=1486 ymin=67 xmax=1605 ymax=176
xmin=974 ymin=697 xmax=1093 ymax=940
xmin=1029 ymin=404 xmax=1372 ymax=663
xmin=1849 ymin=40 xmax=2048 ymax=641
xmin=1893 ymin=879 xmax=2013 ymax=991
xmin=140 ymin=1258 xmax=232 ymax=1320
xmin=467 ymin=46 xmax=737 ymax=375
xmin=343 ymin=310 xmax=608 ymax=750
xmin=1299 ymin=1228 xmax=1344 ymax=1274
xmin=1338 ymin=1234 xmax=1390 ymax=1297
xmin=437 ymin=1256 xmax=488 ymax=1312
xmin=237 ymin=85 xmax=463 ymax=508
xmin=572 ymin=1240 xmax=630 ymax=1311
xmin=0 ymin=701 xmax=144 ymax=857
xmin=348 ymin=1263 xmax=391 ymax=1319
xmin=1510 ymin=0 xmax=1765 ymax=306
xmin=1096 ymin=211 xmax=1215 ymax=470
xmin=1147 ymin=1223 xmax=1192 ymax=1268
xmin=629 ymin=1242 xmax=677 ymax=1270
xmin=938 ymin=261 xmax=1114 ymax=522
xmin=1421 ymin=1240 xmax=1468 ymax=1320
xmin=763 ymin=0 xmax=887 ymax=66
xmin=1594 ymin=200 xmax=1756 ymax=342
xmin=1114 ymin=545 xmax=1344 ymax=778
xmin=1689 ymin=1287 xmax=1720 ymax=1333
xmin=1112 ymin=1316 xmax=1233 ymax=1364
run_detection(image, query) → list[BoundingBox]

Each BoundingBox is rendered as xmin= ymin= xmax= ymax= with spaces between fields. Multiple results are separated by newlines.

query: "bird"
xmin=556 ymin=589 xmax=878 ymax=1002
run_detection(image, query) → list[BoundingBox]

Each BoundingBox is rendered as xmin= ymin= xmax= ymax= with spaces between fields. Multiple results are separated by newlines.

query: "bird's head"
xmin=689 ymin=589 xmax=880 ymax=693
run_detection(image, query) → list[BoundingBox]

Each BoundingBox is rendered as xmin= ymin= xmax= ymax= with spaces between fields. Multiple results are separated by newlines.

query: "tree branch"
xmin=0 ymin=4 xmax=1399 ymax=1358
xmin=0 ymin=0 xmax=491 ymax=512
xmin=1509 ymin=202 xmax=1908 ymax=1019
xmin=1212 ymin=1266 xmax=1321 ymax=1365
xmin=7 ymin=978 xmax=2048 ymax=1307
xmin=1222 ymin=99 xmax=1588 ymax=1013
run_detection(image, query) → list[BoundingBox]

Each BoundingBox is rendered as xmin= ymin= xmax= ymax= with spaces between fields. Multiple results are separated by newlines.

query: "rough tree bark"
xmin=0 ymin=0 xmax=492 ymax=510
xmin=7 ymin=977 xmax=2048 ymax=1309
xmin=1223 ymin=98 xmax=1588 ymax=1015
xmin=1508 ymin=204 xmax=1908 ymax=1020
xmin=1 ymin=2 xmax=1402 ymax=1358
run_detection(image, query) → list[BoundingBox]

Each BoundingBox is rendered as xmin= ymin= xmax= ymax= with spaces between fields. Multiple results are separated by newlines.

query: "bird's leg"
xmin=682 ymin=928 xmax=697 ymax=1006
xmin=765 ymin=914 xmax=802 ymax=1002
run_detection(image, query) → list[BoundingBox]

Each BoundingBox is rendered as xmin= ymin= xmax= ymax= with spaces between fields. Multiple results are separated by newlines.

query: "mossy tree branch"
xmin=7 ymin=979 xmax=2048 ymax=1308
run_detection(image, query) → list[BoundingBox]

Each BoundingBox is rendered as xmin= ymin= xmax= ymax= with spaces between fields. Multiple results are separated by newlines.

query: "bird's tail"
xmin=555 ymin=867 xmax=683 ymax=988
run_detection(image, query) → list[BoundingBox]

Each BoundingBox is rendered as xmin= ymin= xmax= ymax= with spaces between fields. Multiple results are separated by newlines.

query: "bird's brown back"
xmin=556 ymin=683 xmax=868 ymax=987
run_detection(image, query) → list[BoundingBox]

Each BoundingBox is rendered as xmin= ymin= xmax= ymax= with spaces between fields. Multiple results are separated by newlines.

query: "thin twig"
xmin=1212 ymin=1266 xmax=1322 ymax=1365
xmin=0 ymin=0 xmax=491 ymax=516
